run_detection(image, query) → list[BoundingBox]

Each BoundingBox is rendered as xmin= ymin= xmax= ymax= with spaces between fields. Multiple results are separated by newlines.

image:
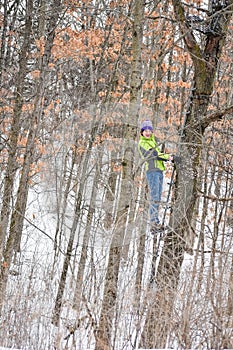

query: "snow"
xmin=0 ymin=348 xmax=29 ymax=350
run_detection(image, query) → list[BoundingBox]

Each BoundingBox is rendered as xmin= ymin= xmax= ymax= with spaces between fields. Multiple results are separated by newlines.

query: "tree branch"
xmin=197 ymin=188 xmax=233 ymax=202
xmin=200 ymin=104 xmax=233 ymax=128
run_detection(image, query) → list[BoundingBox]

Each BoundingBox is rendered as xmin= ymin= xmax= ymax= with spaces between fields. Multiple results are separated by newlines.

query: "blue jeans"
xmin=146 ymin=170 xmax=163 ymax=224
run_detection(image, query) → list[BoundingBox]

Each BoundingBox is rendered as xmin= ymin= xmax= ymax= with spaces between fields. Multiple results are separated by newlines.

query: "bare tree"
xmin=140 ymin=0 xmax=233 ymax=347
xmin=0 ymin=0 xmax=62 ymax=313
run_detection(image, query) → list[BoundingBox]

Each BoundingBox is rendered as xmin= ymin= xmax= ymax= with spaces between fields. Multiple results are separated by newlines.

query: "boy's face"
xmin=142 ymin=129 xmax=153 ymax=138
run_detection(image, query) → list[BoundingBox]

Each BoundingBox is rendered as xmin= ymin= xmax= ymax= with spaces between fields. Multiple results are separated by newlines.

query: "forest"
xmin=0 ymin=0 xmax=233 ymax=349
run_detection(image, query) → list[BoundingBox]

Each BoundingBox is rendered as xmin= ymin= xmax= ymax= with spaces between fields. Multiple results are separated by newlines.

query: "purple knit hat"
xmin=141 ymin=120 xmax=153 ymax=131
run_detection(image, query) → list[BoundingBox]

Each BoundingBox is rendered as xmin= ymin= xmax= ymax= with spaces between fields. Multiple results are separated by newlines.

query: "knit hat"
xmin=141 ymin=120 xmax=153 ymax=131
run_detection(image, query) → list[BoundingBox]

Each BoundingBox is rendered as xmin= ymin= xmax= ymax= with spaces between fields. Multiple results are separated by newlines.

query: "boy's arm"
xmin=156 ymin=149 xmax=172 ymax=161
xmin=138 ymin=145 xmax=158 ymax=160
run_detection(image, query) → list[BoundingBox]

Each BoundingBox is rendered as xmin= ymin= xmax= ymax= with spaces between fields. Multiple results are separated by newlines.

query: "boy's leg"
xmin=146 ymin=171 xmax=163 ymax=224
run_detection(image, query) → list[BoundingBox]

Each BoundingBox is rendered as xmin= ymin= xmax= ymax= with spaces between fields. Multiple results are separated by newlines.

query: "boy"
xmin=138 ymin=120 xmax=173 ymax=234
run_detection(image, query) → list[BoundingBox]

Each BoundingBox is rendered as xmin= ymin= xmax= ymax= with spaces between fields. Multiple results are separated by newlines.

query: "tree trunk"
xmin=73 ymin=162 xmax=100 ymax=312
xmin=0 ymin=0 xmax=62 ymax=314
xmin=95 ymin=0 xmax=144 ymax=348
xmin=52 ymin=120 xmax=99 ymax=326
xmin=0 ymin=0 xmax=33 ymax=258
xmin=140 ymin=0 xmax=233 ymax=347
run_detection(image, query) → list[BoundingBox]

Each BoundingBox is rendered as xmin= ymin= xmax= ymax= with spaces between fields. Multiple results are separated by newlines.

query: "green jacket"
xmin=138 ymin=134 xmax=170 ymax=172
